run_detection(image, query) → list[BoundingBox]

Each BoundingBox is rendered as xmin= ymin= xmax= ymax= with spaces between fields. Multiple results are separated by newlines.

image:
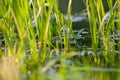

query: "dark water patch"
xmin=59 ymin=0 xmax=116 ymax=14
xmin=59 ymin=0 xmax=86 ymax=14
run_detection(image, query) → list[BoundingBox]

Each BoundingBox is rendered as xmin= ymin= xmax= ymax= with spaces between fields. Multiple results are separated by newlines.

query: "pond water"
xmin=59 ymin=0 xmax=116 ymax=14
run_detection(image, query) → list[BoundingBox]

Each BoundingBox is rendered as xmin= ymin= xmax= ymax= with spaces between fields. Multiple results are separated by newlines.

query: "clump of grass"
xmin=86 ymin=0 xmax=117 ymax=63
xmin=0 ymin=0 xmax=73 ymax=79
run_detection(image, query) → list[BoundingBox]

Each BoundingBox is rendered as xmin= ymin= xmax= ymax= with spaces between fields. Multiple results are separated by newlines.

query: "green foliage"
xmin=0 ymin=0 xmax=120 ymax=80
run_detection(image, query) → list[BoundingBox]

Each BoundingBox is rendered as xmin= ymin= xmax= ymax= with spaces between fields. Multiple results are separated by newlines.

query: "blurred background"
xmin=59 ymin=0 xmax=116 ymax=14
